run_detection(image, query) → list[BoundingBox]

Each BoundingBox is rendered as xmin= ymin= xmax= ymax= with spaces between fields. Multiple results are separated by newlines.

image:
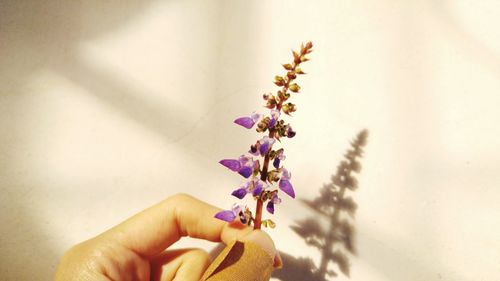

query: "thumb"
xmin=201 ymin=230 xmax=282 ymax=281
xmin=239 ymin=230 xmax=282 ymax=268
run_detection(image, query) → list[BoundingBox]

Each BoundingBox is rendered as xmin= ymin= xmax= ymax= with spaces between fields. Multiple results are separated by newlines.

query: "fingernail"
xmin=273 ymin=251 xmax=283 ymax=269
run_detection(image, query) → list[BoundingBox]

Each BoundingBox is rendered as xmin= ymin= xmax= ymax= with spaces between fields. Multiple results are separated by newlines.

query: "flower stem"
xmin=252 ymin=42 xmax=312 ymax=229
xmin=253 ymin=83 xmax=289 ymax=230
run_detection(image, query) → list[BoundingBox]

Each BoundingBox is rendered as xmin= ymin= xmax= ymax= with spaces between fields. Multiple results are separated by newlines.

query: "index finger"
xmin=102 ymin=193 xmax=253 ymax=258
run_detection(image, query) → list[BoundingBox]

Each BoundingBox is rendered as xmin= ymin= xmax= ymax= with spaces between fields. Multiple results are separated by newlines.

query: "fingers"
xmin=150 ymin=248 xmax=211 ymax=281
xmin=103 ymin=194 xmax=253 ymax=258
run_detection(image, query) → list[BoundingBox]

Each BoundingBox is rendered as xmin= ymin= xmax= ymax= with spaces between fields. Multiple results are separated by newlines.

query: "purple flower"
xmin=278 ymin=168 xmax=295 ymax=198
xmin=231 ymin=178 xmax=267 ymax=199
xmin=259 ymin=136 xmax=275 ymax=156
xmin=286 ymin=126 xmax=296 ymax=138
xmin=249 ymin=136 xmax=276 ymax=157
xmin=219 ymin=159 xmax=240 ymax=172
xmin=219 ymin=155 xmax=257 ymax=178
xmin=214 ymin=204 xmax=242 ymax=222
xmin=234 ymin=112 xmax=261 ymax=129
xmin=266 ymin=193 xmax=282 ymax=214
xmin=268 ymin=110 xmax=280 ymax=128
xmin=231 ymin=187 xmax=248 ymax=199
xmin=251 ymin=178 xmax=266 ymax=196
xmin=273 ymin=148 xmax=286 ymax=169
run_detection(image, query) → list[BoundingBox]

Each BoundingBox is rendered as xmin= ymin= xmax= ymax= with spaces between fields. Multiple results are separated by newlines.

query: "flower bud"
xmin=286 ymin=126 xmax=296 ymax=138
xmin=287 ymin=71 xmax=297 ymax=80
xmin=267 ymin=170 xmax=280 ymax=182
xmin=282 ymin=63 xmax=293 ymax=70
xmin=295 ymin=68 xmax=306 ymax=75
xmin=256 ymin=117 xmax=270 ymax=132
xmin=265 ymin=95 xmax=277 ymax=109
xmin=292 ymin=50 xmax=300 ymax=64
xmin=274 ymin=76 xmax=285 ymax=87
xmin=289 ymin=83 xmax=300 ymax=93
xmin=282 ymin=103 xmax=297 ymax=115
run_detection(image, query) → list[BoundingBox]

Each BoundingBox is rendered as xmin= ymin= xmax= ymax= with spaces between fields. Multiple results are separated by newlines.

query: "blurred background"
xmin=1 ymin=0 xmax=500 ymax=280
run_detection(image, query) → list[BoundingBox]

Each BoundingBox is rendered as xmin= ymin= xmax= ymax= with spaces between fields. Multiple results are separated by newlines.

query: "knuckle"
xmin=187 ymin=248 xmax=210 ymax=263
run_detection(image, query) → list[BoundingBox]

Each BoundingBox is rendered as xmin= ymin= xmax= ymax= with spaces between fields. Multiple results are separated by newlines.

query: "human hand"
xmin=54 ymin=194 xmax=281 ymax=281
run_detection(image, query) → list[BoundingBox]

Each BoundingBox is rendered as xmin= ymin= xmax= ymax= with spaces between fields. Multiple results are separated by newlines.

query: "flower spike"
xmin=215 ymin=42 xmax=313 ymax=229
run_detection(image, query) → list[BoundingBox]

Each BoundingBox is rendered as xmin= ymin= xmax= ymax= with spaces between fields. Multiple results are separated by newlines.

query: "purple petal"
xmin=232 ymin=188 xmax=248 ymax=199
xmin=251 ymin=112 xmax=261 ymax=122
xmin=266 ymin=201 xmax=275 ymax=214
xmin=234 ymin=117 xmax=255 ymax=129
xmin=219 ymin=159 xmax=241 ymax=172
xmin=281 ymin=168 xmax=291 ymax=180
xmin=249 ymin=145 xmax=258 ymax=155
xmin=269 ymin=118 xmax=276 ymax=128
xmin=273 ymin=158 xmax=281 ymax=169
xmin=215 ymin=210 xmax=236 ymax=222
xmin=279 ymin=179 xmax=295 ymax=198
xmin=238 ymin=166 xmax=253 ymax=178
xmin=259 ymin=142 xmax=270 ymax=155
xmin=231 ymin=204 xmax=242 ymax=214
xmin=272 ymin=194 xmax=282 ymax=204
xmin=252 ymin=185 xmax=263 ymax=197
xmin=271 ymin=109 xmax=280 ymax=119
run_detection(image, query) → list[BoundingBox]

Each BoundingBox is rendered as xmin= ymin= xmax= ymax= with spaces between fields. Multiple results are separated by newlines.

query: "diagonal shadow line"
xmin=432 ymin=1 xmax=500 ymax=77
xmin=52 ymin=52 xmax=197 ymax=145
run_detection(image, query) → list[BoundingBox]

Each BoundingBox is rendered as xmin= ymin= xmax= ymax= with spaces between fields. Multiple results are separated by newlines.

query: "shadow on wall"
xmin=0 ymin=0 xmax=200 ymax=142
xmin=273 ymin=130 xmax=368 ymax=281
xmin=0 ymin=1 xmax=159 ymax=280
xmin=1 ymin=1 xmax=262 ymax=279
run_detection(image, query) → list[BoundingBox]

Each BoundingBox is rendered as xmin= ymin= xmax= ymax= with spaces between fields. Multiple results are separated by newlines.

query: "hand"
xmin=55 ymin=194 xmax=280 ymax=281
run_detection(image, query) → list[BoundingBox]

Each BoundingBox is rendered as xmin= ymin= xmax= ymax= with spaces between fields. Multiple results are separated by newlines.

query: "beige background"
xmin=1 ymin=1 xmax=500 ymax=280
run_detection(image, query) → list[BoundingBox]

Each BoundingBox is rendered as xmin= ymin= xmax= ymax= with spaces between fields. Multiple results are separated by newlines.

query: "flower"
xmin=273 ymin=148 xmax=286 ymax=169
xmin=250 ymin=136 xmax=276 ymax=157
xmin=286 ymin=126 xmax=296 ymax=138
xmin=268 ymin=110 xmax=280 ymax=128
xmin=214 ymin=204 xmax=242 ymax=222
xmin=231 ymin=178 xmax=267 ymax=199
xmin=215 ymin=204 xmax=252 ymax=224
xmin=234 ymin=112 xmax=261 ymax=129
xmin=219 ymin=155 xmax=257 ymax=178
xmin=278 ymin=168 xmax=295 ymax=198
xmin=266 ymin=193 xmax=282 ymax=214
xmin=217 ymin=42 xmax=312 ymax=229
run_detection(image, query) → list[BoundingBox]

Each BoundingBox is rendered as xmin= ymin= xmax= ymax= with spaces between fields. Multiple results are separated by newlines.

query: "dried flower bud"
xmin=282 ymin=63 xmax=293 ymax=70
xmin=267 ymin=169 xmax=280 ymax=182
xmin=274 ymin=76 xmax=285 ymax=86
xmin=300 ymin=55 xmax=309 ymax=62
xmin=256 ymin=117 xmax=270 ymax=133
xmin=287 ymin=126 xmax=296 ymax=138
xmin=292 ymin=50 xmax=300 ymax=64
xmin=289 ymin=83 xmax=300 ymax=93
xmin=268 ymin=150 xmax=277 ymax=159
xmin=295 ymin=68 xmax=306 ymax=75
xmin=287 ymin=71 xmax=297 ymax=80
xmin=282 ymin=103 xmax=297 ymax=115
xmin=265 ymin=95 xmax=277 ymax=109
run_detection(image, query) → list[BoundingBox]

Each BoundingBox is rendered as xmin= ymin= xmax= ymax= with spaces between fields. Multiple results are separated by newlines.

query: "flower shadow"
xmin=272 ymin=130 xmax=368 ymax=280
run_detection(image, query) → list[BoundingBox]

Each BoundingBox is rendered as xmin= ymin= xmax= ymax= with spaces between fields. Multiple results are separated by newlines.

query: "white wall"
xmin=1 ymin=1 xmax=499 ymax=280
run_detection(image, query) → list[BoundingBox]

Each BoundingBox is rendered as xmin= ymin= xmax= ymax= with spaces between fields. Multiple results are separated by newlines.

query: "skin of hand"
xmin=54 ymin=194 xmax=281 ymax=281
